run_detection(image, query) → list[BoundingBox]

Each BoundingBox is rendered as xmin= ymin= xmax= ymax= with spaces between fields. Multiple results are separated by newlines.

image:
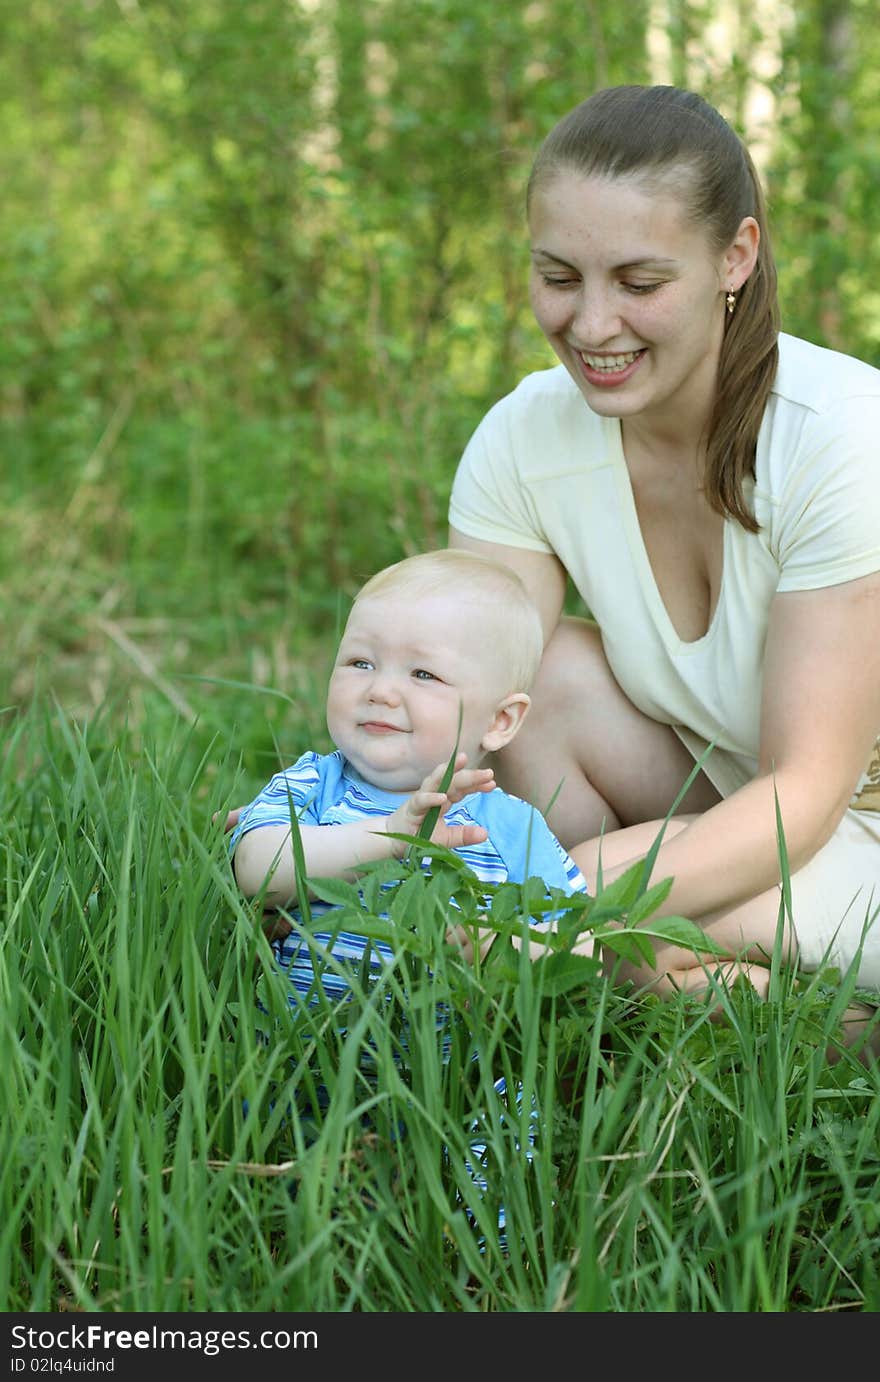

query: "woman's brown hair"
xmin=528 ymin=85 xmax=780 ymax=532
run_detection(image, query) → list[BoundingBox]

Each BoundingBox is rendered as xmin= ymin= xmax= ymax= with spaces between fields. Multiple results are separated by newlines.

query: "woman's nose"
xmin=572 ymin=285 xmax=621 ymax=346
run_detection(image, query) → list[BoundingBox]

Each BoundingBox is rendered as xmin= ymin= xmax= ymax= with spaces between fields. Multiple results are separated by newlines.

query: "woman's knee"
xmin=493 ymin=617 xmax=626 ymax=840
xmin=512 ymin=616 xmax=719 ymax=828
xmin=528 ymin=617 xmax=613 ymax=718
xmin=510 ymin=616 xmax=640 ymax=762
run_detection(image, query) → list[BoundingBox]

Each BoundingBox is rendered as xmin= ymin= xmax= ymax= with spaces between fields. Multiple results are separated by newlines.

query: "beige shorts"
xmin=786 ymin=809 xmax=880 ymax=990
xmin=675 ymin=731 xmax=880 ymax=991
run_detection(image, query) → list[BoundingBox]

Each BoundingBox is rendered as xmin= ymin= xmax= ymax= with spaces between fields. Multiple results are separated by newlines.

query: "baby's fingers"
xmin=442 ymin=823 xmax=489 ymax=848
xmin=445 ymin=765 xmax=496 ymax=802
xmin=407 ymin=790 xmax=446 ymax=820
xmin=418 ymin=753 xmax=468 ymax=795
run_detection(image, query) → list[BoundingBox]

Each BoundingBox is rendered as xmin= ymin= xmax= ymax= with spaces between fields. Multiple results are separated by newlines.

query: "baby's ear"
xmin=480 ymin=693 xmax=531 ymax=753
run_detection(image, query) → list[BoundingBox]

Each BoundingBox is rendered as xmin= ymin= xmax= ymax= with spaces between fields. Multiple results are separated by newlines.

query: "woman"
xmin=448 ymin=84 xmax=880 ymax=1021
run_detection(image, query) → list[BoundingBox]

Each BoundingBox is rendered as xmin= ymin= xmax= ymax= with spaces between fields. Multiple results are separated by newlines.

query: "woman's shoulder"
xmin=773 ymin=333 xmax=880 ymax=414
xmin=755 ymin=335 xmax=880 ymax=538
xmin=758 ymin=334 xmax=880 ymax=494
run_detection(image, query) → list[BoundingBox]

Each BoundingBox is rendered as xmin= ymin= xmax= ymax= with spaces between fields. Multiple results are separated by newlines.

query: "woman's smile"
xmin=577 ymin=347 xmax=646 ymax=387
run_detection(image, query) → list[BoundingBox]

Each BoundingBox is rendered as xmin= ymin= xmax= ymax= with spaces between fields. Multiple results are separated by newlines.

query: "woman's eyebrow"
xmin=530 ymin=246 xmax=680 ymax=271
xmin=530 ymin=247 xmax=575 ymax=266
xmin=616 ymin=257 xmax=679 ymax=270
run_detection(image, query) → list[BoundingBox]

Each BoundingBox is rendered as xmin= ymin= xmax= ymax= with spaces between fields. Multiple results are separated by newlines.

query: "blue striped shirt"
xmin=230 ymin=750 xmax=588 ymax=1008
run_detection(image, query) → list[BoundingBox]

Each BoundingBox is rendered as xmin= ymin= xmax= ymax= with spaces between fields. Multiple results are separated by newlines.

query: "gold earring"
xmin=726 ymin=289 xmax=737 ymax=314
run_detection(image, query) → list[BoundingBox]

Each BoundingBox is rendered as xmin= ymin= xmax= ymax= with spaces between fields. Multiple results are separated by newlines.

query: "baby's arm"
xmin=233 ymin=753 xmax=494 ymax=909
xmin=233 ymin=819 xmax=396 ymax=909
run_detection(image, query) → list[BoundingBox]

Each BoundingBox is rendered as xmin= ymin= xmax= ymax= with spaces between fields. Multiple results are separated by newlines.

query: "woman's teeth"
xmin=581 ymin=350 xmax=641 ymax=371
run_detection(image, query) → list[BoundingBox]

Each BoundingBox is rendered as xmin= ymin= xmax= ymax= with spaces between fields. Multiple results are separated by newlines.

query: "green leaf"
xmin=601 ymin=929 xmax=659 ymax=968
xmin=488 ymin=882 xmax=522 ymax=925
xmin=624 ymin=875 xmax=674 ymax=927
xmin=305 ymin=910 xmax=398 ymax=949
xmin=637 ymin=915 xmax=726 ymax=955
xmin=587 ymin=859 xmax=649 ymax=921
xmin=282 ymin=780 xmax=311 ymax=927
xmin=389 ymin=868 xmax=434 ymax=927
xmin=358 ymin=856 xmax=419 ymax=887
xmin=532 ymin=950 xmax=602 ymax=997
xmin=382 ymin=831 xmax=473 ymax=872
xmin=308 ymin=876 xmax=368 ymax=909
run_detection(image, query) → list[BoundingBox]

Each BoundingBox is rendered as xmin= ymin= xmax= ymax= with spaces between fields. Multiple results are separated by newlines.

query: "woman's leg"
xmin=515 ymin=640 xmax=880 ymax=1061
xmin=503 ymin=619 xmax=879 ymax=1061
xmin=493 ymin=617 xmax=721 ymax=851
xmin=573 ymin=818 xmax=880 ymax=1062
xmin=497 ymin=621 xmax=789 ymax=991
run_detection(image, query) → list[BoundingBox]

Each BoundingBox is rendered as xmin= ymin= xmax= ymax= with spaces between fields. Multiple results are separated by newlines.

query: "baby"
xmin=230 ymin=548 xmax=590 ymax=1004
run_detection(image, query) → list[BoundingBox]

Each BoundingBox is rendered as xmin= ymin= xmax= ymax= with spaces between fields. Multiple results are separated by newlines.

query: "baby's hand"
xmin=212 ymin=806 xmax=242 ymax=834
xmin=446 ymin=920 xmax=497 ymax=964
xmin=385 ymin=752 xmax=495 ymax=857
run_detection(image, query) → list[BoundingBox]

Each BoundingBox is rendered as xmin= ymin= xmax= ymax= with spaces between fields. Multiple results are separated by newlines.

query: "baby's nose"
xmin=367 ymin=672 xmax=401 ymax=705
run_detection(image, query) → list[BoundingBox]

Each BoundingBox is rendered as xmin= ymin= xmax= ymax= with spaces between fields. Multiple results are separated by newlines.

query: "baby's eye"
xmin=412 ymin=668 xmax=437 ymax=681
xmin=349 ymin=658 xmax=374 ymax=671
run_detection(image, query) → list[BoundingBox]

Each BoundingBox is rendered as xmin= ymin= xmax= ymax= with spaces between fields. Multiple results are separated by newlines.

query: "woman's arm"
xmin=581 ymin=571 xmax=880 ymax=918
xmin=448 ymin=526 xmax=568 ymax=644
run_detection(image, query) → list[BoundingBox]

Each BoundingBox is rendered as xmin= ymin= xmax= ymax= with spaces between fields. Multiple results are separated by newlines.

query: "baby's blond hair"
xmin=354 ymin=549 xmax=545 ymax=693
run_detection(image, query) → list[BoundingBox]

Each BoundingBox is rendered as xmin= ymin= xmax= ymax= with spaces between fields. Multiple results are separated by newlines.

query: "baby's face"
xmin=326 ymin=590 xmax=511 ymax=792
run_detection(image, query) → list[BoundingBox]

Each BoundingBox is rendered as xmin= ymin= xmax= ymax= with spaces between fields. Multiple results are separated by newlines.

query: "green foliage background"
xmin=3 ymin=0 xmax=880 ymax=777
xmin=3 ymin=2 xmax=880 ymax=1312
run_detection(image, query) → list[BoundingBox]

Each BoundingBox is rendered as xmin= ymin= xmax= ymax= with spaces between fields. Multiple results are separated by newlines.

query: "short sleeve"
xmin=471 ymin=790 xmax=588 ymax=896
xmin=448 ymin=390 xmax=555 ymax=553
xmin=773 ymin=398 xmax=880 ymax=593
xmin=228 ymin=751 xmax=325 ymax=855
xmin=518 ymin=813 xmax=589 ymax=897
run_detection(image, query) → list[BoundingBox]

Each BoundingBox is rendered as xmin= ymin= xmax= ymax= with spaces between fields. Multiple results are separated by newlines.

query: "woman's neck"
xmin=621 ymin=413 xmax=707 ymax=475
xmin=620 ymin=321 xmax=722 ymax=468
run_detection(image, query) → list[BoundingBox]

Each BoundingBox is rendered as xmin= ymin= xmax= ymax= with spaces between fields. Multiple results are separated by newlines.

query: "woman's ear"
xmin=480 ymin=693 xmax=531 ymax=753
xmin=724 ymin=215 xmax=760 ymax=292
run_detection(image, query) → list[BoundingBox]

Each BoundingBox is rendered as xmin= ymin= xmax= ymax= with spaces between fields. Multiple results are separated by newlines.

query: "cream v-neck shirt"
xmin=449 ymin=333 xmax=880 ymax=981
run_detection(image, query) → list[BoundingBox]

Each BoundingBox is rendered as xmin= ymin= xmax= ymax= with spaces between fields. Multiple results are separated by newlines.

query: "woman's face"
xmin=528 ymin=169 xmax=737 ymax=438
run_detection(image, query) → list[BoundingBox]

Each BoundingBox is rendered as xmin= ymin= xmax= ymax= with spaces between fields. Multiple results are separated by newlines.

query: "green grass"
xmin=2 ymin=697 xmax=879 ymax=1312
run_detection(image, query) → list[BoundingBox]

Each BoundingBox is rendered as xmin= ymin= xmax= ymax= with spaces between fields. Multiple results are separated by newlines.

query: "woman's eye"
xmin=622 ymin=281 xmax=663 ymax=294
xmin=541 ymin=274 xmax=578 ymax=288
